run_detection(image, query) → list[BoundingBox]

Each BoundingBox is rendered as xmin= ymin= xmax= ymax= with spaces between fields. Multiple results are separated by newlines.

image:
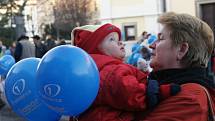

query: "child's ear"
xmin=177 ymin=42 xmax=189 ymax=60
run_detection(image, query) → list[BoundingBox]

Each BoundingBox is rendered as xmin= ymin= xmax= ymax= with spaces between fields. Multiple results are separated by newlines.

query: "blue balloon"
xmin=131 ymin=53 xmax=142 ymax=66
xmin=131 ymin=44 xmax=141 ymax=53
xmin=36 ymin=45 xmax=100 ymax=116
xmin=0 ymin=55 xmax=15 ymax=76
xmin=5 ymin=58 xmax=61 ymax=121
xmin=147 ymin=35 xmax=157 ymax=45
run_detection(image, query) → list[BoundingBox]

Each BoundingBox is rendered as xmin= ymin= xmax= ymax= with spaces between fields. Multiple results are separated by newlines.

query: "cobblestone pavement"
xmin=0 ymin=104 xmax=69 ymax=121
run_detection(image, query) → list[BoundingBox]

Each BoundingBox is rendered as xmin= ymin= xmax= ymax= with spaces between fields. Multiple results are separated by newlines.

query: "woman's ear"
xmin=177 ymin=42 xmax=189 ymax=60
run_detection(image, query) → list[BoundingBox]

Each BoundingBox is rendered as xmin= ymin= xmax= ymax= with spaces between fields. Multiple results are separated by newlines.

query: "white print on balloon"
xmin=0 ymin=63 xmax=7 ymax=70
xmin=12 ymin=90 xmax=31 ymax=105
xmin=4 ymin=60 xmax=12 ymax=65
xmin=12 ymin=79 xmax=25 ymax=96
xmin=44 ymin=84 xmax=61 ymax=97
xmin=47 ymin=104 xmax=64 ymax=113
xmin=21 ymin=98 xmax=40 ymax=115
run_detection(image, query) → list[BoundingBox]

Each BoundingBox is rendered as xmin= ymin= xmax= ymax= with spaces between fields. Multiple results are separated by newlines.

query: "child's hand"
xmin=146 ymin=80 xmax=181 ymax=109
xmin=137 ymin=58 xmax=149 ymax=72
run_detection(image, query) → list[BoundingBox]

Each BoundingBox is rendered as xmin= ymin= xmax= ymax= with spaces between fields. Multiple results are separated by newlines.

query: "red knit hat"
xmin=71 ymin=23 xmax=121 ymax=54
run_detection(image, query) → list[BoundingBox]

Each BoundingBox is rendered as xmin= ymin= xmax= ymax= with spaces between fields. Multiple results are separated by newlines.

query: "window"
xmin=123 ymin=25 xmax=136 ymax=41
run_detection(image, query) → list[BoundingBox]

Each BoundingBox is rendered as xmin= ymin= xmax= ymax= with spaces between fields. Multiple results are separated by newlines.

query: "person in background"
xmin=44 ymin=35 xmax=56 ymax=52
xmin=70 ymin=23 xmax=181 ymax=121
xmin=0 ymin=40 xmax=6 ymax=57
xmin=126 ymin=43 xmax=142 ymax=66
xmin=137 ymin=46 xmax=152 ymax=72
xmin=140 ymin=12 xmax=215 ymax=121
xmin=14 ymin=35 xmax=35 ymax=62
xmin=7 ymin=42 xmax=16 ymax=57
xmin=56 ymin=38 xmax=66 ymax=46
xmin=137 ymin=31 xmax=148 ymax=44
xmin=0 ymin=41 xmax=8 ymax=110
xmin=32 ymin=35 xmax=46 ymax=58
xmin=127 ymin=44 xmax=152 ymax=72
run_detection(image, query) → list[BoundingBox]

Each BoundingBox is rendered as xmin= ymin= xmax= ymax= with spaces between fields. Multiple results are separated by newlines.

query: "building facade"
xmin=99 ymin=0 xmax=215 ymax=41
xmin=23 ymin=0 xmax=215 ymax=41
xmin=99 ymin=0 xmax=164 ymax=41
xmin=24 ymin=0 xmax=99 ymax=37
xmin=99 ymin=0 xmax=215 ymax=56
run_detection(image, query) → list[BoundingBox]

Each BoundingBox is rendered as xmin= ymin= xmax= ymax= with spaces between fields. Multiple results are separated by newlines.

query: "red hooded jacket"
xmin=72 ymin=54 xmax=149 ymax=121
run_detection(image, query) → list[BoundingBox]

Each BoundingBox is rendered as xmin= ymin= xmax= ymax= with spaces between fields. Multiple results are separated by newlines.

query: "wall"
xmin=166 ymin=0 xmax=196 ymax=16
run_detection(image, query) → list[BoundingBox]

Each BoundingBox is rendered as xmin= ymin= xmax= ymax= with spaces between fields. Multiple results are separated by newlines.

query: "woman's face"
xmin=98 ymin=32 xmax=126 ymax=60
xmin=149 ymin=25 xmax=180 ymax=71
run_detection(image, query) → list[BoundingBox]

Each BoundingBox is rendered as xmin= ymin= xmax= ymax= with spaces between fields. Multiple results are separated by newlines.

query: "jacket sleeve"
xmin=141 ymin=83 xmax=209 ymax=121
xmin=96 ymin=63 xmax=148 ymax=111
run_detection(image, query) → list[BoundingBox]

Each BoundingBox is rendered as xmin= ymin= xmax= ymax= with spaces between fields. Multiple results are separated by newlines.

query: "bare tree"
xmin=0 ymin=0 xmax=28 ymax=17
xmin=53 ymin=0 xmax=98 ymax=33
xmin=0 ymin=0 xmax=28 ymax=40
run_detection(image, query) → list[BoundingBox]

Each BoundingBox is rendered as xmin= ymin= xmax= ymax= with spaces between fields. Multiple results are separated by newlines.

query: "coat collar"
xmin=149 ymin=67 xmax=215 ymax=89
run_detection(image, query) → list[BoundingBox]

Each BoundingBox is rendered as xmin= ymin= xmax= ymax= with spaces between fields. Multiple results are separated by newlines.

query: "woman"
xmin=141 ymin=12 xmax=215 ymax=121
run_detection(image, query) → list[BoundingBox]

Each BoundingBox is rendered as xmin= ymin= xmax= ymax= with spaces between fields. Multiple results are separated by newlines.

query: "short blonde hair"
xmin=158 ymin=12 xmax=214 ymax=67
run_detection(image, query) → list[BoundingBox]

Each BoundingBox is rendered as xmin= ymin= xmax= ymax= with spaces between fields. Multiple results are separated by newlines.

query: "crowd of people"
xmin=0 ymin=12 xmax=215 ymax=121
xmin=0 ymin=35 xmax=67 ymax=62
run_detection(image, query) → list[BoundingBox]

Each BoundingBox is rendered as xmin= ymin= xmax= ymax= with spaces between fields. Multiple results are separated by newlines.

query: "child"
xmin=70 ymin=23 xmax=180 ymax=121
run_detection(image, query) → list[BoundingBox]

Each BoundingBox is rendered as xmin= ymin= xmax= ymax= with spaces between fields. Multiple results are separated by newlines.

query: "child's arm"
xmin=96 ymin=64 xmax=180 ymax=111
xmin=96 ymin=64 xmax=147 ymax=111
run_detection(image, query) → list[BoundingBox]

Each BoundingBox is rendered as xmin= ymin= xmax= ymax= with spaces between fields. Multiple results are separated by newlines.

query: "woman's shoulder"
xmin=180 ymin=83 xmax=207 ymax=97
xmin=158 ymin=83 xmax=208 ymax=115
xmin=181 ymin=83 xmax=207 ymax=93
xmin=179 ymin=83 xmax=208 ymax=108
xmin=142 ymin=83 xmax=209 ymax=121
